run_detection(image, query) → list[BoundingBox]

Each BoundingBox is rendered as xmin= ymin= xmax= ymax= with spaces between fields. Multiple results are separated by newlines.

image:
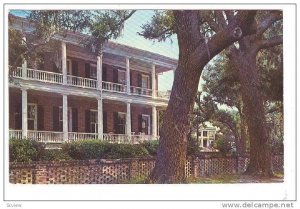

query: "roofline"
xmin=9 ymin=14 xmax=178 ymax=70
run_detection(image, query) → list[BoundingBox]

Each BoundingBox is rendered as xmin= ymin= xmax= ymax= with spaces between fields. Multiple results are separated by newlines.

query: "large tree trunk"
xmin=149 ymin=10 xmax=257 ymax=183
xmin=237 ymin=102 xmax=248 ymax=155
xmin=230 ymin=47 xmax=272 ymax=177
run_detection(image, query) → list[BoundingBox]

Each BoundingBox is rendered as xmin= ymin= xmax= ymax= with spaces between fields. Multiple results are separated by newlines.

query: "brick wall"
xmin=9 ymin=90 xmax=152 ymax=134
xmin=9 ymin=155 xmax=284 ymax=184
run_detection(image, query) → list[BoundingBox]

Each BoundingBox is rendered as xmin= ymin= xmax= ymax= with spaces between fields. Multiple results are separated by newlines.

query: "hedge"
xmin=9 ymin=138 xmax=202 ymax=162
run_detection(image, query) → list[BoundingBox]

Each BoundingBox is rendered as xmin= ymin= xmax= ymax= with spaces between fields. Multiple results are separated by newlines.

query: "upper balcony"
xmin=9 ymin=66 xmax=171 ymax=100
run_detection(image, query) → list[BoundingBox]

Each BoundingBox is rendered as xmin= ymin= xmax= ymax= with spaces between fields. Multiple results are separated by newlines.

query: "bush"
xmin=61 ymin=140 xmax=110 ymax=160
xmin=141 ymin=140 xmax=159 ymax=156
xmin=39 ymin=149 xmax=72 ymax=161
xmin=9 ymin=139 xmax=45 ymax=162
xmin=103 ymin=143 xmax=150 ymax=159
xmin=187 ymin=138 xmax=202 ymax=155
xmin=62 ymin=140 xmax=150 ymax=160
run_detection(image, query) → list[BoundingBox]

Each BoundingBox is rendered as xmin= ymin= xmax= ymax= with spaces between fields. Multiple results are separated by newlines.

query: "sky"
xmin=10 ymin=10 xmax=178 ymax=91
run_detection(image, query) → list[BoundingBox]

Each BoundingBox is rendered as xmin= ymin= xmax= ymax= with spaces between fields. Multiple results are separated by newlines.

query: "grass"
xmin=187 ymin=172 xmax=284 ymax=184
xmin=119 ymin=173 xmax=284 ymax=184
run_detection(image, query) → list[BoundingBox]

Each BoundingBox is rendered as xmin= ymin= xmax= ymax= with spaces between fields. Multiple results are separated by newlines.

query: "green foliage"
xmin=213 ymin=137 xmax=234 ymax=154
xmin=39 ymin=149 xmax=72 ymax=161
xmin=9 ymin=139 xmax=45 ymax=162
xmin=187 ymin=138 xmax=202 ymax=155
xmin=61 ymin=140 xmax=111 ymax=160
xmin=138 ymin=10 xmax=175 ymax=42
xmin=62 ymin=140 xmax=150 ymax=160
xmin=103 ymin=143 xmax=150 ymax=159
xmin=8 ymin=29 xmax=27 ymax=67
xmin=141 ymin=140 xmax=159 ymax=156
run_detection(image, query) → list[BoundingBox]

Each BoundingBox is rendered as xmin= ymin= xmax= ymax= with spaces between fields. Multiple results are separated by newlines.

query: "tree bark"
xmin=229 ymin=45 xmax=273 ymax=177
xmin=149 ymin=10 xmax=256 ymax=183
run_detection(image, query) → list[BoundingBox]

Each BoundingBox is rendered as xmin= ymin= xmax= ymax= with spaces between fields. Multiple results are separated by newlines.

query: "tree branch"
xmin=256 ymin=10 xmax=282 ymax=37
xmin=257 ymin=35 xmax=283 ymax=50
xmin=191 ymin=10 xmax=257 ymax=68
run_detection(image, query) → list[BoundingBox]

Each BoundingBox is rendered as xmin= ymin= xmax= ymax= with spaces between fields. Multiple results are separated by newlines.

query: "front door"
xmin=27 ymin=103 xmax=37 ymax=130
xmin=141 ymin=114 xmax=150 ymax=135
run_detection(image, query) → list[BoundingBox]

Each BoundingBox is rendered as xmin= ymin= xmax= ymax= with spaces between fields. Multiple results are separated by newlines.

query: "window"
xmin=90 ymin=64 xmax=97 ymax=79
xmin=141 ymin=75 xmax=150 ymax=89
xmin=118 ymin=70 xmax=126 ymax=84
xmin=141 ymin=114 xmax=150 ymax=135
xmin=28 ymin=104 xmax=37 ymax=130
xmin=203 ymin=131 xmax=208 ymax=137
xmin=117 ymin=112 xmax=126 ymax=134
xmin=67 ymin=59 xmax=72 ymax=75
xmin=59 ymin=107 xmax=72 ymax=131
xmin=90 ymin=110 xmax=98 ymax=133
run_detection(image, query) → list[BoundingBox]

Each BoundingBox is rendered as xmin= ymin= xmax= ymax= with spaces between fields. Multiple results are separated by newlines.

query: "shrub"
xmin=187 ymin=138 xmax=202 ymax=155
xmin=61 ymin=140 xmax=110 ymax=160
xmin=39 ymin=149 xmax=72 ymax=161
xmin=103 ymin=143 xmax=150 ymax=159
xmin=141 ymin=140 xmax=159 ymax=156
xmin=9 ymin=138 xmax=45 ymax=162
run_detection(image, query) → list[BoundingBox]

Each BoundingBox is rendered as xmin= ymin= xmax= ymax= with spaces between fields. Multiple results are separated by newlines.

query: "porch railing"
xmin=9 ymin=130 xmax=159 ymax=144
xmin=9 ymin=66 xmax=171 ymax=100
xmin=27 ymin=130 xmax=64 ymax=143
xmin=27 ymin=68 xmax=63 ymax=84
xmin=102 ymin=81 xmax=127 ymax=93
xmin=68 ymin=132 xmax=99 ymax=141
xmin=9 ymin=130 xmax=23 ymax=140
xmin=67 ymin=75 xmax=97 ymax=89
xmin=130 ymin=86 xmax=152 ymax=97
xmin=9 ymin=66 xmax=23 ymax=77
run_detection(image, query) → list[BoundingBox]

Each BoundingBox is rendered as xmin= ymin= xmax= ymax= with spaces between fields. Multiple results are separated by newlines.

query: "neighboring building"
xmin=191 ymin=125 xmax=217 ymax=151
xmin=8 ymin=16 xmax=177 ymax=143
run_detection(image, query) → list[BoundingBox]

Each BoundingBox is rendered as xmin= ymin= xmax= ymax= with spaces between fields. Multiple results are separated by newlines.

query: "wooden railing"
xmin=68 ymin=132 xmax=99 ymax=141
xmin=9 ymin=66 xmax=23 ymax=77
xmin=9 ymin=130 xmax=23 ymax=140
xmin=102 ymin=81 xmax=127 ymax=93
xmin=9 ymin=130 xmax=159 ymax=144
xmin=9 ymin=66 xmax=171 ymax=100
xmin=27 ymin=130 xmax=64 ymax=143
xmin=27 ymin=68 xmax=63 ymax=84
xmin=130 ymin=86 xmax=152 ymax=97
xmin=67 ymin=75 xmax=97 ymax=89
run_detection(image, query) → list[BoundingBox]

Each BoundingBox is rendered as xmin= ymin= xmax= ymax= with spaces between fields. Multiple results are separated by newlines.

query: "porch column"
xmin=97 ymin=98 xmax=103 ymax=139
xmin=157 ymin=110 xmax=160 ymax=136
xmin=62 ymin=42 xmax=67 ymax=85
xmin=151 ymin=64 xmax=156 ymax=97
xmin=21 ymin=88 xmax=28 ymax=138
xmin=126 ymin=57 xmax=130 ymax=94
xmin=21 ymin=60 xmax=27 ymax=78
xmin=200 ymin=130 xmax=204 ymax=147
xmin=152 ymin=106 xmax=157 ymax=138
xmin=97 ymin=54 xmax=103 ymax=90
xmin=62 ymin=94 xmax=68 ymax=141
xmin=126 ymin=102 xmax=131 ymax=137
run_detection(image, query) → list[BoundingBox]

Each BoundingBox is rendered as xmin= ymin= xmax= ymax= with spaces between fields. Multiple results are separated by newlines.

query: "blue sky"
xmin=10 ymin=10 xmax=178 ymax=91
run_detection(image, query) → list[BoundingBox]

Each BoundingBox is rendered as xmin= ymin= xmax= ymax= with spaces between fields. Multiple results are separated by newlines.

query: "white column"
xmin=21 ymin=88 xmax=28 ymax=138
xmin=200 ymin=130 xmax=204 ymax=147
xmin=97 ymin=54 xmax=103 ymax=90
xmin=152 ymin=106 xmax=157 ymax=137
xmin=126 ymin=57 xmax=130 ymax=94
xmin=126 ymin=102 xmax=131 ymax=137
xmin=151 ymin=64 xmax=156 ymax=97
xmin=97 ymin=98 xmax=103 ymax=139
xmin=62 ymin=94 xmax=68 ymax=141
xmin=62 ymin=42 xmax=67 ymax=84
xmin=157 ymin=110 xmax=160 ymax=136
xmin=21 ymin=60 xmax=27 ymax=78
